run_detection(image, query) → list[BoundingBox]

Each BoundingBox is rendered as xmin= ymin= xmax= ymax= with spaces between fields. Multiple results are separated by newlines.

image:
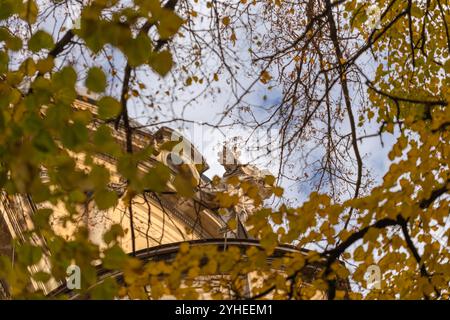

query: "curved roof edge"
xmin=48 ymin=238 xmax=309 ymax=298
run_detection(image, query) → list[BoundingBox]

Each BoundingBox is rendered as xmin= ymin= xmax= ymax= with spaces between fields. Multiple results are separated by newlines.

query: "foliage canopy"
xmin=0 ymin=0 xmax=449 ymax=300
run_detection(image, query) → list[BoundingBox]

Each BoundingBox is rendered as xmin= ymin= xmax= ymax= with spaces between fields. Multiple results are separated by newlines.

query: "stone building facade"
xmin=0 ymin=98 xmax=347 ymax=299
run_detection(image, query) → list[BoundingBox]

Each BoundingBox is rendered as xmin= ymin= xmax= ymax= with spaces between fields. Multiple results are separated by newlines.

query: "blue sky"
xmin=33 ymin=0 xmax=400 ymax=207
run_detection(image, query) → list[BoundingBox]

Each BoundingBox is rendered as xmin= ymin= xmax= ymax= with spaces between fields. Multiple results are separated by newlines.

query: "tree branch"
xmin=419 ymin=181 xmax=449 ymax=209
xmin=398 ymin=216 xmax=441 ymax=299
xmin=367 ymin=82 xmax=448 ymax=107
xmin=48 ymin=29 xmax=75 ymax=59
xmin=324 ymin=0 xmax=363 ymax=230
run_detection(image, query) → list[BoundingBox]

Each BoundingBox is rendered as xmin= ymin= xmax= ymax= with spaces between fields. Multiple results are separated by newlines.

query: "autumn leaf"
xmin=85 ymin=67 xmax=107 ymax=93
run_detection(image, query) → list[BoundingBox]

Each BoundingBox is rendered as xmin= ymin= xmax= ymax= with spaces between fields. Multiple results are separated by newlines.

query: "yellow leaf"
xmin=222 ymin=16 xmax=230 ymax=26
xmin=272 ymin=186 xmax=284 ymax=197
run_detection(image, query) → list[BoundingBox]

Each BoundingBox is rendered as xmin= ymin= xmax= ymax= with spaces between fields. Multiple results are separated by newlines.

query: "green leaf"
xmin=0 ymin=50 xmax=8 ymax=74
xmin=103 ymin=224 xmax=124 ymax=244
xmin=68 ymin=190 xmax=87 ymax=203
xmin=124 ymin=33 xmax=152 ymax=67
xmin=0 ymin=0 xmax=17 ymax=20
xmin=93 ymin=125 xmax=122 ymax=157
xmin=19 ymin=0 xmax=38 ymax=24
xmin=53 ymin=66 xmax=77 ymax=89
xmin=97 ymin=96 xmax=121 ymax=120
xmin=19 ymin=57 xmax=36 ymax=76
xmin=32 ymin=271 xmax=51 ymax=283
xmin=77 ymin=18 xmax=107 ymax=53
xmin=149 ymin=50 xmax=173 ymax=76
xmin=173 ymin=174 xmax=195 ymax=197
xmin=51 ymin=67 xmax=77 ymax=105
xmin=61 ymin=122 xmax=89 ymax=149
xmin=0 ymin=29 xmax=23 ymax=51
xmin=36 ymin=57 xmax=54 ymax=74
xmin=90 ymin=277 xmax=119 ymax=300
xmin=33 ymin=130 xmax=56 ymax=153
xmin=157 ymin=9 xmax=184 ymax=40
xmin=85 ymin=67 xmax=106 ymax=93
xmin=102 ymin=245 xmax=128 ymax=269
xmin=90 ymin=165 xmax=110 ymax=189
xmin=143 ymin=163 xmax=170 ymax=192
xmin=17 ymin=243 xmax=42 ymax=266
xmin=32 ymin=208 xmax=53 ymax=230
xmin=134 ymin=0 xmax=162 ymax=15
xmin=28 ymin=30 xmax=54 ymax=52
xmin=94 ymin=189 xmax=118 ymax=210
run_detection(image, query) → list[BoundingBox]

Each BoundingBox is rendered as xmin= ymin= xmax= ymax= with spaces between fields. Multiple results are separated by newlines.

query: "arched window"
xmin=165 ymin=152 xmax=185 ymax=171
